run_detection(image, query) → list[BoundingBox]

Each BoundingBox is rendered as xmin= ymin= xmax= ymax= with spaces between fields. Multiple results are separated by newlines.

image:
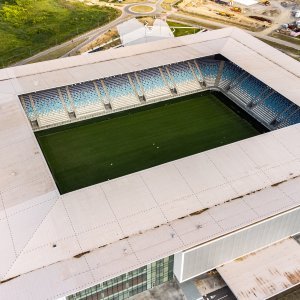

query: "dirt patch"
xmin=271 ymin=31 xmax=300 ymax=45
xmin=130 ymin=4 xmax=154 ymax=12
xmin=249 ymin=15 xmax=272 ymax=23
xmin=137 ymin=16 xmax=156 ymax=25
xmin=122 ymin=0 xmax=147 ymax=3
xmin=79 ymin=28 xmax=120 ymax=53
xmin=177 ymin=0 xmax=273 ymax=31
xmin=161 ymin=0 xmax=180 ymax=10
xmin=262 ymin=8 xmax=280 ymax=17
xmin=168 ymin=15 xmax=222 ymax=29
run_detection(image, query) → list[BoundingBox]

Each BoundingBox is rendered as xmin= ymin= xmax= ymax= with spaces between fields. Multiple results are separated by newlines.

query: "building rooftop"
xmin=0 ymin=28 xmax=299 ymax=105
xmin=217 ymin=237 xmax=300 ymax=300
xmin=0 ymin=28 xmax=299 ymax=299
xmin=117 ymin=18 xmax=174 ymax=46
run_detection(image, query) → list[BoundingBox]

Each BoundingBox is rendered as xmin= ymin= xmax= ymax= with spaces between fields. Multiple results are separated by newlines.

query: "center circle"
xmin=129 ymin=5 xmax=155 ymax=13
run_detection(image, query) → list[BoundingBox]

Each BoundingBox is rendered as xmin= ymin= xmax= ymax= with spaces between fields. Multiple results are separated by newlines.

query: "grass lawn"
xmin=258 ymin=38 xmax=300 ymax=60
xmin=0 ymin=0 xmax=120 ymax=67
xmin=167 ymin=21 xmax=200 ymax=37
xmin=130 ymin=5 xmax=154 ymax=13
xmin=29 ymin=38 xmax=86 ymax=63
xmin=271 ymin=32 xmax=300 ymax=46
xmin=36 ymin=93 xmax=261 ymax=194
xmin=168 ymin=16 xmax=221 ymax=30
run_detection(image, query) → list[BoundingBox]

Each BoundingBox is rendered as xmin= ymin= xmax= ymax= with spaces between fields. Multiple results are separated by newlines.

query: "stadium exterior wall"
xmin=174 ymin=207 xmax=300 ymax=283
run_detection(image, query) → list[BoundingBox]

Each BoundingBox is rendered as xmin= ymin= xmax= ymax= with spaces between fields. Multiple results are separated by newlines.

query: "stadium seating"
xmin=251 ymin=88 xmax=272 ymax=105
xmin=230 ymin=75 xmax=269 ymax=105
xmin=137 ymin=68 xmax=170 ymax=99
xmin=31 ymin=89 xmax=69 ymax=126
xmin=59 ymin=87 xmax=73 ymax=113
xmin=68 ymin=81 xmax=105 ymax=115
xmin=21 ymin=94 xmax=36 ymax=121
xmin=103 ymin=75 xmax=140 ymax=109
xmin=129 ymin=73 xmax=144 ymax=97
xmin=189 ymin=60 xmax=204 ymax=82
xmin=20 ymin=58 xmax=299 ymax=130
xmin=94 ymin=80 xmax=110 ymax=104
xmin=218 ymin=62 xmax=245 ymax=89
xmin=283 ymin=108 xmax=300 ymax=126
xmin=196 ymin=60 xmax=220 ymax=86
xmin=168 ymin=62 xmax=200 ymax=93
xmin=161 ymin=67 xmax=175 ymax=90
xmin=252 ymin=93 xmax=292 ymax=123
xmin=276 ymin=103 xmax=297 ymax=123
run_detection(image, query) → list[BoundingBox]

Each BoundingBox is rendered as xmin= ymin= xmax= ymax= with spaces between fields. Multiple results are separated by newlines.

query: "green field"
xmin=167 ymin=21 xmax=200 ymax=37
xmin=0 ymin=0 xmax=120 ymax=67
xmin=36 ymin=93 xmax=262 ymax=194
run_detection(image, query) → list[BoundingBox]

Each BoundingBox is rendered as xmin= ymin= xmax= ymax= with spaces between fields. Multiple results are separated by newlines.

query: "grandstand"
xmin=19 ymin=58 xmax=299 ymax=131
xmin=0 ymin=28 xmax=299 ymax=300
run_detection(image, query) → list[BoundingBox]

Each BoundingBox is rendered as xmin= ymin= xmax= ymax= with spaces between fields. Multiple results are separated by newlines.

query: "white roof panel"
xmin=217 ymin=238 xmax=300 ymax=300
xmin=1 ymin=28 xmax=299 ymax=105
xmin=0 ymin=124 xmax=298 ymax=299
xmin=0 ymin=28 xmax=299 ymax=299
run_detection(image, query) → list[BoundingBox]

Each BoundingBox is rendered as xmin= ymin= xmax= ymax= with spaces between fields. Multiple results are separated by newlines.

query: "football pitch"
xmin=36 ymin=93 xmax=263 ymax=194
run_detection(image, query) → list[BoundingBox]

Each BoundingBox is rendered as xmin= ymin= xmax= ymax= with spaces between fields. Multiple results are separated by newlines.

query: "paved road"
xmin=124 ymin=3 xmax=158 ymax=15
xmin=63 ymin=13 xmax=131 ymax=57
xmin=13 ymin=7 xmax=128 ymax=66
xmin=170 ymin=12 xmax=300 ymax=51
xmin=13 ymin=0 xmax=164 ymax=66
xmin=203 ymin=286 xmax=237 ymax=300
xmin=13 ymin=0 xmax=300 ymax=66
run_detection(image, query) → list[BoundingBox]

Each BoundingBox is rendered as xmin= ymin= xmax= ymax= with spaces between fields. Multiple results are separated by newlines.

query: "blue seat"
xmin=137 ymin=68 xmax=166 ymax=93
xmin=197 ymin=60 xmax=219 ymax=80
xmin=104 ymin=75 xmax=135 ymax=100
xmin=69 ymin=82 xmax=101 ymax=108
xmin=263 ymin=93 xmax=291 ymax=115
xmin=31 ymin=89 xmax=64 ymax=116
xmin=168 ymin=62 xmax=195 ymax=84
xmin=234 ymin=75 xmax=268 ymax=102
xmin=22 ymin=94 xmax=35 ymax=120
xmin=221 ymin=62 xmax=244 ymax=83
xmin=285 ymin=109 xmax=300 ymax=125
xmin=60 ymin=87 xmax=73 ymax=112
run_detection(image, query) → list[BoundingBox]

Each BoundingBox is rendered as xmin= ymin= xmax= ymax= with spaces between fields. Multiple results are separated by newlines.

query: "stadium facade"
xmin=0 ymin=27 xmax=299 ymax=300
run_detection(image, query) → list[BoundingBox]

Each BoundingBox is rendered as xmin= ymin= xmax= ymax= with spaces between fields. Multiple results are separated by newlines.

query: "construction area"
xmin=175 ymin=0 xmax=300 ymax=34
xmin=11 ymin=0 xmax=300 ymax=65
xmin=75 ymin=0 xmax=300 ymax=61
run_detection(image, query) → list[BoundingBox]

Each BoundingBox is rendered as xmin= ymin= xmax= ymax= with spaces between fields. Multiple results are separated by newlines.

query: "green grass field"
xmin=36 ymin=93 xmax=261 ymax=194
xmin=0 ymin=0 xmax=120 ymax=67
xmin=167 ymin=21 xmax=200 ymax=37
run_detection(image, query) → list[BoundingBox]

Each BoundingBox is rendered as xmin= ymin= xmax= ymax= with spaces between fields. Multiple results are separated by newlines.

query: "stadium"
xmin=0 ymin=27 xmax=299 ymax=300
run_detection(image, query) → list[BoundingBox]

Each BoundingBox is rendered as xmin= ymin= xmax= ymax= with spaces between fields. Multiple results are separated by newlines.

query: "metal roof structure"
xmin=0 ymin=28 xmax=299 ymax=105
xmin=217 ymin=238 xmax=300 ymax=300
xmin=117 ymin=18 xmax=174 ymax=46
xmin=0 ymin=28 xmax=299 ymax=299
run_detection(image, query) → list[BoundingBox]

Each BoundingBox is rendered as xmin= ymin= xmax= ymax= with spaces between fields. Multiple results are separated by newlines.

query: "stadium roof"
xmin=217 ymin=237 xmax=300 ymax=299
xmin=0 ymin=27 xmax=299 ymax=105
xmin=117 ymin=18 xmax=174 ymax=46
xmin=0 ymin=28 xmax=299 ymax=299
